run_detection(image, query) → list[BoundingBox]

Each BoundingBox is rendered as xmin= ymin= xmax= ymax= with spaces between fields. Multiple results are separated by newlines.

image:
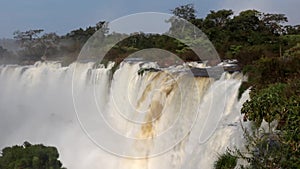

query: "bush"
xmin=235 ymin=126 xmax=300 ymax=169
xmin=0 ymin=142 xmax=66 ymax=169
xmin=214 ymin=150 xmax=237 ymax=169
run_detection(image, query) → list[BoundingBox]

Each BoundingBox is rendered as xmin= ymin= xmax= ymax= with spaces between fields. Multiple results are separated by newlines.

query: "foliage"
xmin=230 ymin=29 xmax=299 ymax=168
xmin=170 ymin=3 xmax=196 ymax=21
xmin=242 ymin=83 xmax=288 ymax=127
xmin=0 ymin=4 xmax=299 ymax=168
xmin=0 ymin=142 xmax=66 ymax=169
xmin=40 ymin=33 xmax=60 ymax=57
xmin=13 ymin=29 xmax=44 ymax=42
xmin=284 ymin=25 xmax=300 ymax=34
xmin=100 ymin=33 xmax=199 ymax=68
xmin=238 ymin=74 xmax=300 ymax=168
xmin=233 ymin=126 xmax=298 ymax=169
xmin=214 ymin=150 xmax=237 ymax=169
xmin=13 ymin=30 xmax=62 ymax=62
xmin=1 ymin=6 xmax=299 ymax=66
xmin=261 ymin=13 xmax=288 ymax=35
xmin=0 ymin=21 xmax=109 ymax=65
xmin=242 ymin=51 xmax=300 ymax=91
xmin=284 ymin=43 xmax=300 ymax=58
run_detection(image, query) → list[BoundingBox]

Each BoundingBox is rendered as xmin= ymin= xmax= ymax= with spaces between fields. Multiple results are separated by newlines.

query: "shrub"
xmin=214 ymin=150 xmax=237 ymax=169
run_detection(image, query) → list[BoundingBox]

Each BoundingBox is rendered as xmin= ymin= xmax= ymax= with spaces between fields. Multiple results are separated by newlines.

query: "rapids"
xmin=0 ymin=61 xmax=249 ymax=169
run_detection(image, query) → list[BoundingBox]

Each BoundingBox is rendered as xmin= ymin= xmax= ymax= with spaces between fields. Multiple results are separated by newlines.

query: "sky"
xmin=0 ymin=0 xmax=300 ymax=38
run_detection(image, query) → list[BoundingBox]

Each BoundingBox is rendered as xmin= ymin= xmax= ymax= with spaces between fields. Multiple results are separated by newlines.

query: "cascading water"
xmin=0 ymin=61 xmax=249 ymax=169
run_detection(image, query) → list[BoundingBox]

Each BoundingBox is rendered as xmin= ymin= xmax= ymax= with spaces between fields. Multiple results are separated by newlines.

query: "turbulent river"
xmin=0 ymin=61 xmax=249 ymax=169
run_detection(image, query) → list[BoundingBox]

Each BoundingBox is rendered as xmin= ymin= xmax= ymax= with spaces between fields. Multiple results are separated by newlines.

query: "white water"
xmin=0 ymin=61 xmax=249 ymax=169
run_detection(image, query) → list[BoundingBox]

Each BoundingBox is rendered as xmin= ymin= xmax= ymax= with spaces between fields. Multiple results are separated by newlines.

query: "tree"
xmin=13 ymin=29 xmax=44 ymax=41
xmin=204 ymin=9 xmax=233 ymax=28
xmin=40 ymin=32 xmax=60 ymax=59
xmin=170 ymin=3 xmax=196 ymax=21
xmin=0 ymin=142 xmax=66 ymax=169
xmin=13 ymin=30 xmax=61 ymax=60
xmin=261 ymin=13 xmax=288 ymax=35
xmin=65 ymin=21 xmax=108 ymax=42
xmin=227 ymin=10 xmax=262 ymax=44
xmin=202 ymin=10 xmax=234 ymax=57
xmin=13 ymin=29 xmax=45 ymax=59
xmin=284 ymin=25 xmax=300 ymax=35
xmin=13 ymin=29 xmax=44 ymax=48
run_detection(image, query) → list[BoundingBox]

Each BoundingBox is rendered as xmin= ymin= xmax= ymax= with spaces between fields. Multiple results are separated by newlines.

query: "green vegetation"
xmin=1 ymin=4 xmax=299 ymax=67
xmin=0 ymin=142 xmax=66 ymax=169
xmin=215 ymin=43 xmax=300 ymax=169
xmin=214 ymin=150 xmax=237 ymax=169
xmin=0 ymin=4 xmax=299 ymax=168
xmin=237 ymin=81 xmax=300 ymax=169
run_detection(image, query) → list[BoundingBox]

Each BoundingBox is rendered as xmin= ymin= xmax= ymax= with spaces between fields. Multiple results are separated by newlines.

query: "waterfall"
xmin=0 ymin=61 xmax=249 ymax=169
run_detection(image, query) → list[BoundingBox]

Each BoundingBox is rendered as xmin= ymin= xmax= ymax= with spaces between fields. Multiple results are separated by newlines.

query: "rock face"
xmin=223 ymin=64 xmax=241 ymax=73
xmin=190 ymin=65 xmax=240 ymax=78
xmin=138 ymin=67 xmax=160 ymax=76
xmin=190 ymin=67 xmax=223 ymax=79
xmin=137 ymin=65 xmax=241 ymax=78
xmin=190 ymin=68 xmax=211 ymax=77
xmin=135 ymin=59 xmax=241 ymax=78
